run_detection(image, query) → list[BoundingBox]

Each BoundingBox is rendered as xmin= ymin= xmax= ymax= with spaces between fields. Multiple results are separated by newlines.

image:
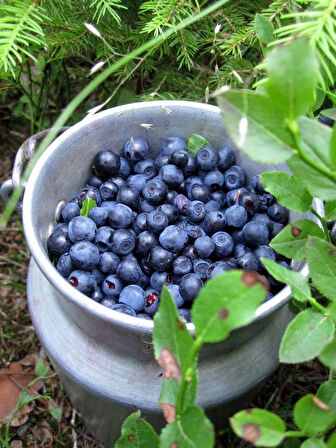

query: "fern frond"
xmin=90 ymin=0 xmax=127 ymax=24
xmin=0 ymin=0 xmax=48 ymax=76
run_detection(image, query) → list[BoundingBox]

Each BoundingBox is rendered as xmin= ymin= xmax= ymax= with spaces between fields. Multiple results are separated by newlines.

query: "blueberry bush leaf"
xmin=317 ymin=380 xmax=336 ymax=413
xmin=80 ymin=198 xmax=98 ymax=217
xmin=153 ymin=286 xmax=193 ymax=376
xmin=158 ymin=371 xmax=198 ymax=415
xmin=306 ymin=237 xmax=336 ymax=302
xmin=279 ymin=309 xmax=335 ymax=363
xmin=265 ymin=38 xmax=319 ymax=119
xmin=260 ymin=172 xmax=312 ymax=213
xmin=159 ymin=405 xmax=214 ymax=448
xmin=261 ymin=258 xmax=311 ymax=303
xmin=298 ymin=117 xmax=332 ymax=168
xmin=192 ymin=270 xmax=267 ymax=343
xmin=255 ymin=13 xmax=274 ymax=50
xmin=327 ymin=432 xmax=336 ymax=448
xmin=293 ymin=394 xmax=335 ymax=437
xmin=325 ymin=201 xmax=336 ymax=220
xmin=319 ymin=338 xmax=336 ymax=370
xmin=330 ymin=122 xmax=336 ymax=171
xmin=186 ymin=134 xmax=210 ymax=155
xmin=115 ymin=410 xmax=159 ymax=448
xmin=300 ymin=439 xmax=328 ymax=448
xmin=270 ymin=220 xmax=324 ymax=261
xmin=217 ymin=90 xmax=294 ymax=163
xmin=230 ymin=408 xmax=286 ymax=447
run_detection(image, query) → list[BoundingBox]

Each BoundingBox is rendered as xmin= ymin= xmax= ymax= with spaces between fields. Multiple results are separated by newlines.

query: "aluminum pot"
xmin=2 ymin=101 xmax=322 ymax=447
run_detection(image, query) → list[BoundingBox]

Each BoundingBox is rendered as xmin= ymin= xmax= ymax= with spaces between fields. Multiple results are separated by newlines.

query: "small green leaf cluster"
xmin=115 ymin=271 xmax=268 ymax=447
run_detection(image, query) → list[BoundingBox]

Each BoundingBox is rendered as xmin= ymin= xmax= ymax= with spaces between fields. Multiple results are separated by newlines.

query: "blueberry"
xmin=91 ymin=286 xmax=104 ymax=302
xmin=178 ymin=308 xmax=191 ymax=323
xmin=207 ymin=261 xmax=232 ymax=278
xmin=68 ymin=270 xmax=97 ymax=296
xmin=119 ymin=285 xmax=145 ymax=312
xmin=173 ymin=194 xmax=190 ymax=214
xmin=132 ymin=213 xmax=148 ymax=234
xmin=204 ymin=200 xmax=220 ymax=213
xmin=70 ymin=241 xmax=100 ymax=270
xmin=196 ymin=146 xmax=219 ymax=171
xmin=166 ymin=190 xmax=179 ymax=205
xmin=99 ymin=181 xmax=118 ymax=201
xmin=255 ymin=245 xmax=276 ymax=261
xmin=118 ymin=156 xmax=131 ymax=178
xmin=102 ymin=274 xmax=124 ymax=297
xmin=185 ymin=176 xmax=203 ymax=194
xmin=157 ymin=203 xmax=179 ymax=224
xmin=211 ymin=232 xmax=234 ymax=257
xmin=111 ymin=229 xmax=135 ymax=255
xmin=127 ymin=174 xmax=147 ymax=192
xmin=179 ymin=273 xmax=203 ymax=301
xmin=93 ymin=150 xmax=120 ymax=178
xmin=68 ymin=216 xmax=97 ymax=242
xmin=100 ymin=297 xmax=117 ymax=309
xmin=210 ymin=190 xmax=226 ymax=206
xmin=180 ymin=220 xmax=205 ymax=239
xmin=101 ymin=200 xmax=117 ymax=210
xmin=182 ymin=244 xmax=197 ymax=260
xmin=250 ymin=175 xmax=265 ymax=194
xmin=225 ymin=205 xmax=247 ymax=228
xmin=138 ymin=199 xmax=156 ymax=213
xmin=169 ymin=150 xmax=187 ymax=168
xmin=142 ymin=179 xmax=168 ymax=205
xmin=61 ymin=202 xmax=80 ymax=223
xmin=318 ymin=114 xmax=335 ymax=127
xmin=117 ymin=186 xmax=139 ymax=209
xmin=159 ymin=165 xmax=184 ymax=189
xmin=47 ymin=228 xmax=73 ymax=257
xmin=252 ymin=213 xmax=274 ymax=231
xmin=239 ymin=191 xmax=259 ymax=216
xmin=141 ymin=258 xmax=154 ymax=276
xmin=150 ymin=271 xmax=172 ymax=291
xmin=88 ymin=175 xmax=104 ymax=189
xmin=144 ymin=289 xmax=160 ymax=315
xmin=110 ymin=303 xmax=136 ymax=316
xmin=91 ymin=266 xmax=105 ymax=283
xmin=159 ymin=225 xmax=189 ymax=252
xmin=117 ymin=258 xmax=141 ymax=284
xmin=166 ymin=284 xmax=184 ymax=308
xmin=203 ymin=171 xmax=224 ymax=192
xmin=124 ymin=137 xmax=149 ymax=161
xmin=259 ymin=193 xmax=274 ymax=212
xmin=192 ymin=258 xmax=211 ymax=280
xmin=109 ymin=175 xmax=126 ymax=189
xmin=202 ymin=211 xmax=226 ymax=235
xmin=233 ymin=245 xmax=251 ymax=259
xmin=98 ymin=252 xmax=120 ymax=274
xmin=89 ymin=207 xmax=109 ymax=227
xmin=242 ymin=221 xmax=269 ymax=247
xmin=154 ymin=153 xmax=171 ymax=169
xmin=173 ymin=256 xmax=192 ymax=276
xmin=186 ymin=200 xmax=205 ymax=223
xmin=136 ymin=231 xmax=158 ymax=255
xmin=139 ymin=272 xmax=150 ymax=290
xmin=232 ymin=229 xmax=245 ymax=244
xmin=224 ymin=166 xmax=246 ymax=190
xmin=149 ymin=246 xmax=174 ymax=272
xmin=237 ymin=253 xmax=260 ymax=271
xmin=147 ymin=211 xmax=169 ymax=233
xmin=189 ymin=184 xmax=210 ymax=203
xmin=134 ymin=159 xmax=157 ymax=179
xmin=95 ymin=226 xmax=114 ymax=252
xmin=271 ymin=222 xmax=284 ymax=238
xmin=194 ymin=236 xmax=215 ymax=258
xmin=161 ymin=137 xmax=186 ymax=156
xmin=226 ymin=188 xmax=248 ymax=207
xmin=218 ymin=146 xmax=235 ymax=171
xmin=56 ymin=253 xmax=75 ymax=278
xmin=267 ymin=203 xmax=289 ymax=224
xmin=182 ymin=153 xmax=197 ymax=177
xmin=108 ymin=204 xmax=133 ymax=229
xmin=225 ymin=257 xmax=237 ymax=268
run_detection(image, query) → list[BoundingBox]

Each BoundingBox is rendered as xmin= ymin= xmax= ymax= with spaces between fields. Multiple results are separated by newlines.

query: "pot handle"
xmin=0 ymin=127 xmax=69 ymax=208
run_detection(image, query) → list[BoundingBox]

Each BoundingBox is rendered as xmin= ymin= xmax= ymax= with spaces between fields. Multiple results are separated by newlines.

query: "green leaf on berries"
xmin=261 ymin=258 xmax=311 ymax=303
xmin=159 ymin=371 xmax=198 ymax=417
xmin=159 ymin=405 xmax=214 ymax=448
xmin=330 ymin=124 xmax=336 ymax=173
xmin=153 ymin=286 xmax=193 ymax=377
xmin=300 ymin=439 xmax=327 ymax=448
xmin=80 ymin=198 xmax=97 ymax=217
xmin=306 ymin=237 xmax=336 ymax=302
xmin=230 ymin=408 xmax=286 ymax=447
xmin=115 ymin=411 xmax=159 ymax=448
xmin=186 ymin=134 xmax=210 ymax=155
xmin=319 ymin=339 xmax=336 ymax=370
xmin=280 ymin=309 xmax=335 ymax=363
xmin=298 ymin=117 xmax=332 ymax=168
xmin=217 ymin=90 xmax=294 ymax=163
xmin=260 ymin=172 xmax=312 ymax=213
xmin=294 ymin=394 xmax=334 ymax=437
xmin=270 ymin=220 xmax=324 ymax=261
xmin=317 ymin=380 xmax=336 ymax=414
xmin=255 ymin=14 xmax=273 ymax=50
xmin=192 ymin=270 xmax=267 ymax=343
xmin=327 ymin=431 xmax=336 ymax=448
xmin=265 ymin=38 xmax=319 ymax=119
xmin=325 ymin=201 xmax=336 ymax=220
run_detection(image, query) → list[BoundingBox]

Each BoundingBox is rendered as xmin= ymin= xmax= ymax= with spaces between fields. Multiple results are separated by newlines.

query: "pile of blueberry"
xmin=47 ymin=136 xmax=290 ymax=322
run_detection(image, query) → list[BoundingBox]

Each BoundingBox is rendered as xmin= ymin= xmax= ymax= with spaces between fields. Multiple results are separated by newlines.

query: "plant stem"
xmin=310 ymin=207 xmax=332 ymax=243
xmin=308 ymin=296 xmax=327 ymax=314
xmin=329 ymin=368 xmax=334 ymax=383
xmin=284 ymin=430 xmax=305 ymax=438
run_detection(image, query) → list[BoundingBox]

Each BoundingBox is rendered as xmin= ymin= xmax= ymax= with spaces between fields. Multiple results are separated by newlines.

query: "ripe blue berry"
xmin=117 ymin=186 xmax=139 ymax=209
xmin=99 ymin=181 xmax=118 ymax=201
xmin=147 ymin=211 xmax=169 ymax=233
xmin=127 ymin=174 xmax=147 ymax=192
xmin=267 ymin=203 xmax=289 ymax=224
xmin=110 ymin=229 xmax=135 ymax=255
xmin=110 ymin=303 xmax=136 ymax=316
xmin=203 ymin=170 xmax=224 ymax=191
xmin=218 ymin=146 xmax=235 ymax=171
xmin=89 ymin=207 xmax=108 ymax=227
xmin=68 ymin=216 xmax=97 ymax=242
xmin=166 ymin=284 xmax=184 ymax=308
xmin=134 ymin=159 xmax=157 ymax=179
xmin=117 ymin=258 xmax=141 ymax=284
xmin=179 ymin=273 xmax=203 ymax=301
xmin=194 ymin=236 xmax=215 ymax=258
xmin=70 ymin=241 xmax=100 ymax=270
xmin=93 ymin=150 xmax=120 ymax=178
xmin=136 ymin=231 xmax=158 ymax=255
xmin=119 ymin=285 xmax=146 ymax=312
xmin=142 ymin=179 xmax=168 ymax=205
xmin=196 ymin=146 xmax=219 ymax=171
xmin=189 ymin=184 xmax=210 ymax=203
xmin=68 ymin=270 xmax=97 ymax=296
xmin=159 ymin=225 xmax=189 ymax=252
xmin=173 ymin=256 xmax=192 ymax=276
xmin=144 ymin=289 xmax=160 ymax=315
xmin=186 ymin=200 xmax=205 ymax=223
xmin=102 ymin=274 xmax=124 ymax=297
xmin=61 ymin=202 xmax=80 ymax=223
xmin=108 ymin=204 xmax=133 ymax=229
xmin=173 ymin=194 xmax=190 ymax=214
xmin=47 ymin=228 xmax=72 ymax=257
xmin=171 ymin=150 xmax=188 ymax=167
xmin=254 ymin=245 xmax=276 ymax=261
xmin=202 ymin=211 xmax=226 ymax=235
xmin=192 ymin=258 xmax=211 ymax=280
xmin=225 ymin=205 xmax=247 ymax=228
xmin=224 ymin=166 xmax=246 ymax=190
xmin=211 ymin=232 xmax=234 ymax=257
xmin=150 ymin=271 xmax=172 ymax=291
xmin=159 ymin=165 xmax=184 ymax=189
xmin=56 ymin=253 xmax=75 ymax=278
xmin=98 ymin=251 xmax=120 ymax=274
xmin=161 ymin=137 xmax=186 ymax=155
xmin=124 ymin=137 xmax=149 ymax=161
xmin=237 ymin=253 xmax=260 ymax=271
xmin=149 ymin=246 xmax=174 ymax=272
xmin=242 ymin=221 xmax=269 ymax=247
xmin=118 ymin=156 xmax=131 ymax=178
xmin=95 ymin=226 xmax=114 ymax=252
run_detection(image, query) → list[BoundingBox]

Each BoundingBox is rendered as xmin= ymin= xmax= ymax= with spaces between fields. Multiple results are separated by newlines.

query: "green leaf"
xmin=49 ymin=404 xmax=62 ymax=421
xmin=287 ymin=156 xmax=336 ymax=201
xmin=330 ymin=124 xmax=336 ymax=171
xmin=261 ymin=258 xmax=311 ymax=303
xmin=186 ymin=134 xmax=210 ymax=155
xmin=159 ymin=371 xmax=198 ymax=414
xmin=217 ymin=90 xmax=294 ymax=163
xmin=317 ymin=380 xmax=336 ymax=414
xmin=153 ymin=286 xmax=193 ymax=377
xmin=115 ymin=411 xmax=159 ymax=448
xmin=321 ymin=108 xmax=336 ymax=120
xmin=265 ymin=38 xmax=319 ymax=119
xmin=294 ymin=394 xmax=334 ymax=437
xmin=319 ymin=338 xmax=336 ymax=370
xmin=306 ymin=237 xmax=336 ymax=302
xmin=255 ymin=14 xmax=273 ymax=49
xmin=18 ymin=391 xmax=37 ymax=406
xmin=298 ymin=117 xmax=332 ymax=168
xmin=230 ymin=408 xmax=285 ymax=447
xmin=280 ymin=309 xmax=335 ymax=363
xmin=159 ymin=405 xmax=214 ymax=448
xmin=270 ymin=220 xmax=324 ymax=261
xmin=325 ymin=201 xmax=336 ymax=220
xmin=327 ymin=431 xmax=336 ymax=448
xmin=35 ymin=358 xmax=49 ymax=377
xmin=260 ymin=172 xmax=312 ymax=213
xmin=80 ymin=198 xmax=97 ymax=217
xmin=300 ymin=439 xmax=327 ymax=448
xmin=192 ymin=270 xmax=266 ymax=343
xmin=326 ymin=303 xmax=336 ymax=323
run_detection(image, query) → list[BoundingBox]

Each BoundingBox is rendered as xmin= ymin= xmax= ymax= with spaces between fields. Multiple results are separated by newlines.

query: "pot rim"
xmin=22 ymin=100 xmax=317 ymax=336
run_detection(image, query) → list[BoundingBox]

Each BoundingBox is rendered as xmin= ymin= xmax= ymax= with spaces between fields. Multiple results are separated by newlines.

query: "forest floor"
xmin=0 ymin=119 xmax=330 ymax=447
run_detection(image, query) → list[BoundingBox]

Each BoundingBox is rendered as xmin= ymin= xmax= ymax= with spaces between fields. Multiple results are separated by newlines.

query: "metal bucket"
xmin=1 ymin=101 xmax=322 ymax=446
